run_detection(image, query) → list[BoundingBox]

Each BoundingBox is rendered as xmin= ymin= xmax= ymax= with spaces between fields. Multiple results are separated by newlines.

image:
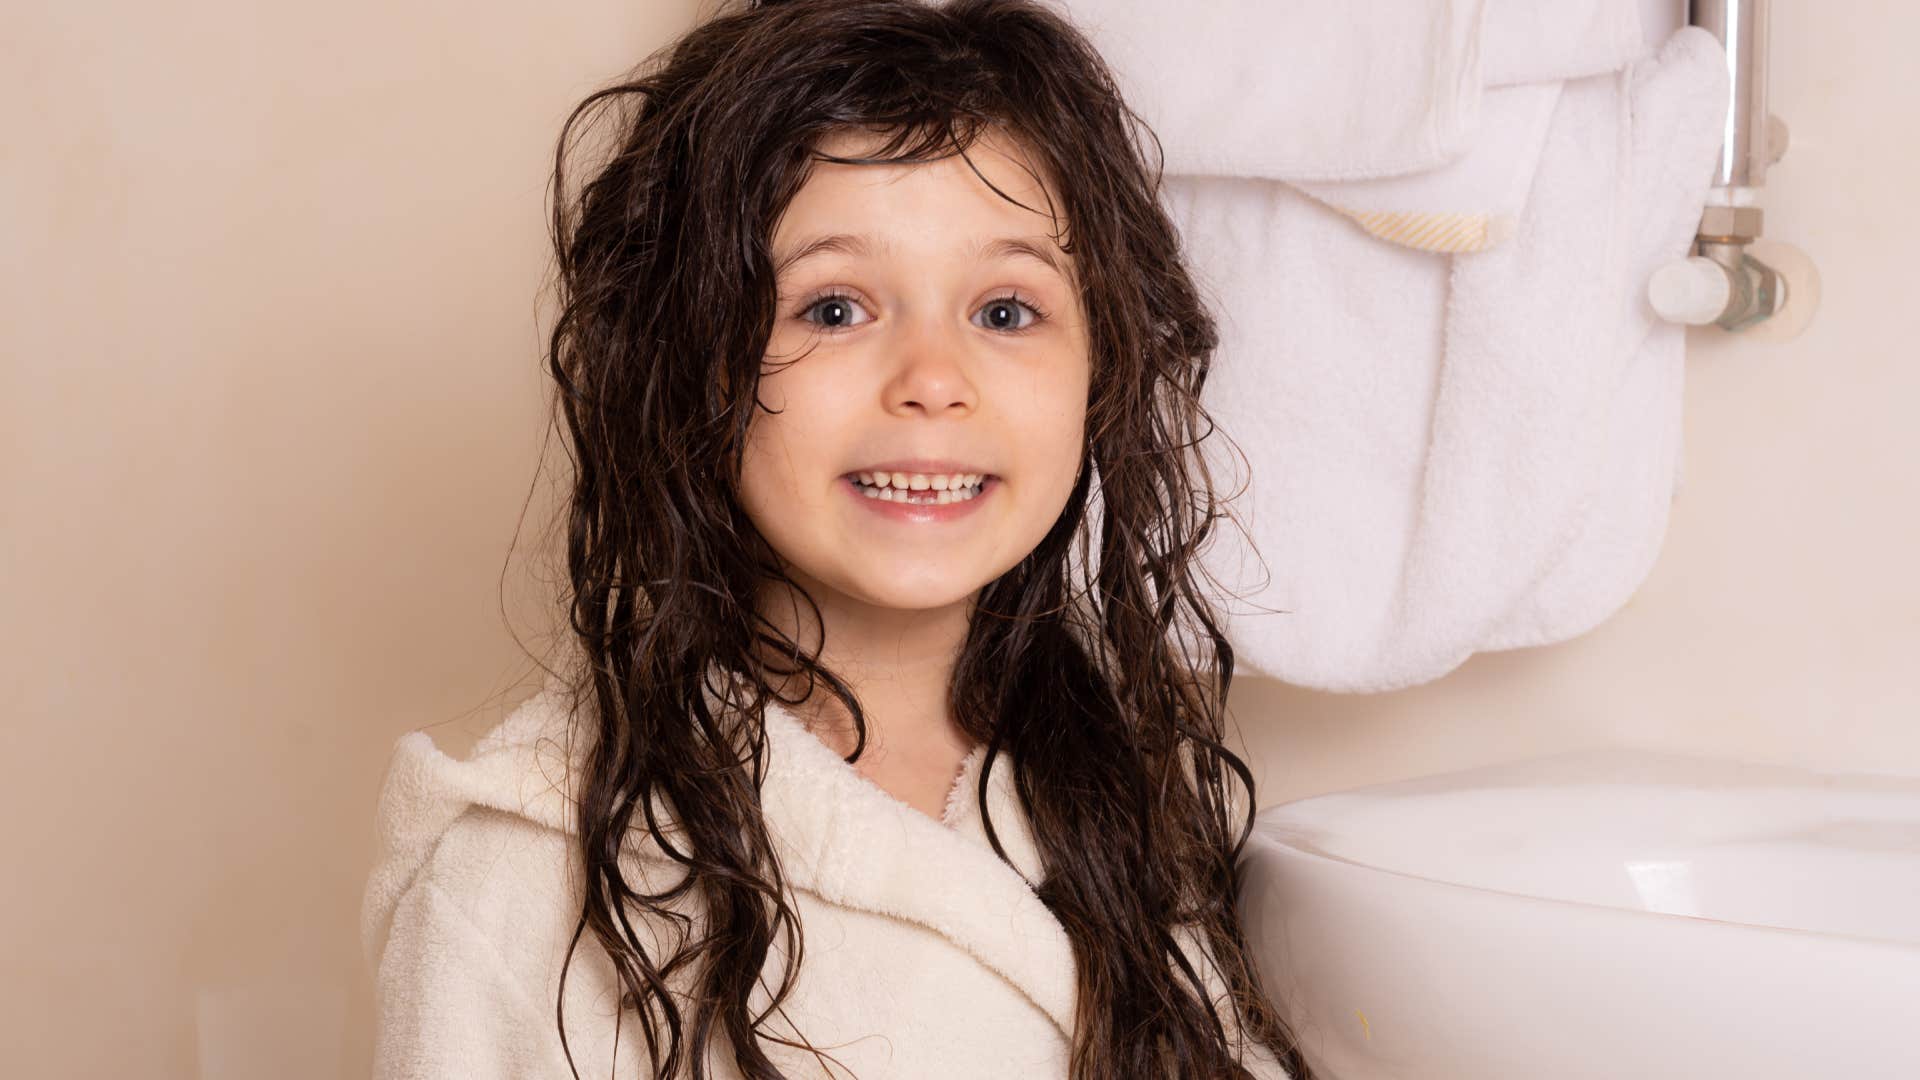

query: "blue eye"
xmin=797 ymin=291 xmax=1052 ymax=335
xmin=975 ymin=293 xmax=1050 ymax=333
xmin=801 ymin=292 xmax=872 ymax=331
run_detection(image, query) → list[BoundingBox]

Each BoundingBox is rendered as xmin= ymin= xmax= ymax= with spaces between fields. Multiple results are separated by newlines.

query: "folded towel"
xmin=1289 ymin=83 xmax=1562 ymax=254
xmin=1067 ymin=0 xmax=1646 ymax=182
xmin=1068 ymin=0 xmax=1489 ymax=181
xmin=1481 ymin=0 xmax=1648 ymax=87
xmin=1166 ymin=27 xmax=1730 ymax=691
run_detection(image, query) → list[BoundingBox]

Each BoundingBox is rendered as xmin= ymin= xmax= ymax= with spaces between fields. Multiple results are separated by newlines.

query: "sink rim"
xmin=1244 ymin=745 xmax=1920 ymax=948
xmin=1245 ymin=817 xmax=1920 ymax=951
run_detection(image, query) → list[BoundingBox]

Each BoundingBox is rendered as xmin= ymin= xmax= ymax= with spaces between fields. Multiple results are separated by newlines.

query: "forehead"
xmin=771 ymin=126 xmax=1071 ymax=271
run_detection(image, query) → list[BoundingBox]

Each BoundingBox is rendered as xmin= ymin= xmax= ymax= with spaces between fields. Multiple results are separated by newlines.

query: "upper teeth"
xmin=856 ymin=471 xmax=984 ymax=490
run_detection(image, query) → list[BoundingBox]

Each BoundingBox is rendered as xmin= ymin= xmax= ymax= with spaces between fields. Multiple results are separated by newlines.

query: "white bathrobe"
xmin=359 ymin=676 xmax=1290 ymax=1078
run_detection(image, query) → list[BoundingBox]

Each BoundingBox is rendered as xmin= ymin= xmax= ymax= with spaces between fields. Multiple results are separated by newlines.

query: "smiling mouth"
xmin=850 ymin=474 xmax=992 ymax=504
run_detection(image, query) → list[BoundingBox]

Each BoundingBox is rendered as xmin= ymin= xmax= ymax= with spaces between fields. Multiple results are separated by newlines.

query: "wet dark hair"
xmin=532 ymin=0 xmax=1308 ymax=1075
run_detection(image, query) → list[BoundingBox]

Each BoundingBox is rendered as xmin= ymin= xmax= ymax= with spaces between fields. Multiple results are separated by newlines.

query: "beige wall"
xmin=2 ymin=1 xmax=1910 ymax=1077
xmin=3 ymin=2 xmax=703 ymax=1076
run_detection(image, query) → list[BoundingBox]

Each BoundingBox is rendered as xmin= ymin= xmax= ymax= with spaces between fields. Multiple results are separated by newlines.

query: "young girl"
xmin=361 ymin=0 xmax=1310 ymax=1076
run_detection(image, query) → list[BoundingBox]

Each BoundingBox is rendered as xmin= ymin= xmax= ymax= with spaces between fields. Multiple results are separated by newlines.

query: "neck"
xmin=748 ymin=576 xmax=977 ymax=762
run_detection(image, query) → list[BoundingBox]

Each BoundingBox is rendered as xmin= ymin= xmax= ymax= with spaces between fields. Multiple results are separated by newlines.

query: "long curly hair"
xmin=531 ymin=0 xmax=1307 ymax=1076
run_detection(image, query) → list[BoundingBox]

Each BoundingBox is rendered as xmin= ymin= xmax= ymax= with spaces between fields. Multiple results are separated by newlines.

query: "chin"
xmin=856 ymin=585 xmax=981 ymax=613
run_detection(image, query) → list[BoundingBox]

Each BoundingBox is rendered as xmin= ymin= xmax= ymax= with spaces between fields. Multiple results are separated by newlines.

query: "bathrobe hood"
xmin=359 ymin=670 xmax=1286 ymax=1077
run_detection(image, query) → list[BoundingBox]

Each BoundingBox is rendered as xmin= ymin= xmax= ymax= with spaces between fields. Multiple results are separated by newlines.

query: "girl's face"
xmin=740 ymin=127 xmax=1090 ymax=630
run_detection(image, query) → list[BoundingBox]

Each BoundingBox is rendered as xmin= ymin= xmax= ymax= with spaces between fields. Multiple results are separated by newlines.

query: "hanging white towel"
xmin=1480 ymin=0 xmax=1649 ymax=87
xmin=1161 ymin=26 xmax=1730 ymax=691
xmin=1067 ymin=0 xmax=1490 ymax=181
xmin=1287 ymin=83 xmax=1563 ymax=254
xmin=1067 ymin=0 xmax=1648 ymax=183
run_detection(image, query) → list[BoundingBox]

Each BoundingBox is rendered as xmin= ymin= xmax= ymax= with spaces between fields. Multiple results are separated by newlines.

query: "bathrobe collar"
xmin=748 ymin=689 xmax=1079 ymax=1036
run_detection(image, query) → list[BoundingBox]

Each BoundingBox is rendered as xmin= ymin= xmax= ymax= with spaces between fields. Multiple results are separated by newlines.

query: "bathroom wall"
xmin=2 ymin=1 xmax=1911 ymax=1078
xmin=1 ymin=2 xmax=702 ymax=1077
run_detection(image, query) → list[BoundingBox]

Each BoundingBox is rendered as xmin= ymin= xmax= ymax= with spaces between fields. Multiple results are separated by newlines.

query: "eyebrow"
xmin=773 ymin=232 xmax=1071 ymax=280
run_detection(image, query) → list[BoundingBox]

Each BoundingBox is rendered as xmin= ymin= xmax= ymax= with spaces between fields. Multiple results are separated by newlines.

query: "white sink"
xmin=1238 ymin=746 xmax=1920 ymax=1079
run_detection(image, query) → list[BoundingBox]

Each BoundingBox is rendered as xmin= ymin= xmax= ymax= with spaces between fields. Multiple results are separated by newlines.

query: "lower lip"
xmin=842 ymin=476 xmax=998 ymax=523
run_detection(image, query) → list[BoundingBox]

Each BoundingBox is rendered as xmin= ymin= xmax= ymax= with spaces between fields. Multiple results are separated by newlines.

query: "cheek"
xmin=736 ymin=417 xmax=812 ymax=563
xmin=738 ymin=366 xmax=840 ymax=493
xmin=1024 ymin=370 xmax=1090 ymax=453
xmin=736 ymin=378 xmax=793 ymax=513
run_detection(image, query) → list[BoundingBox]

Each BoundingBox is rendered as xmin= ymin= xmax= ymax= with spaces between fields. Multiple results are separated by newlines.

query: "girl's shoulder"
xmin=362 ymin=684 xmax=569 ymax=950
xmin=361 ymin=682 xmax=697 ymax=1077
xmin=359 ymin=681 xmax=687 ymax=987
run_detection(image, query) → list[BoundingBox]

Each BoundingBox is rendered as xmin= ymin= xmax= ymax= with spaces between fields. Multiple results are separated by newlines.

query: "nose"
xmin=882 ymin=308 xmax=978 ymax=417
